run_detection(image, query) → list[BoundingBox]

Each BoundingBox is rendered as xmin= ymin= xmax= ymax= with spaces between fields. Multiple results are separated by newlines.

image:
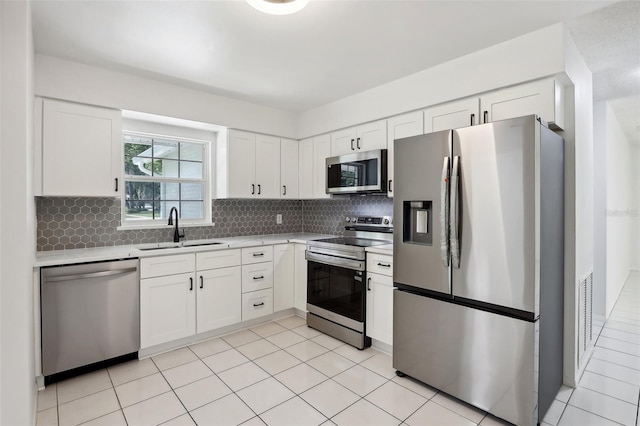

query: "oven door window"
xmin=327 ymin=159 xmax=378 ymax=189
xmin=307 ymin=261 xmax=364 ymax=323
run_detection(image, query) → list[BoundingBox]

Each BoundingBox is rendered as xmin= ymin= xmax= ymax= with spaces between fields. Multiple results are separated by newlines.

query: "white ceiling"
xmin=31 ymin=0 xmax=638 ymax=141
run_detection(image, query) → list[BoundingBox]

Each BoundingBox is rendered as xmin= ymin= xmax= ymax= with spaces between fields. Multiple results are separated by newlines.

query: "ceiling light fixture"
xmin=247 ymin=0 xmax=310 ymax=15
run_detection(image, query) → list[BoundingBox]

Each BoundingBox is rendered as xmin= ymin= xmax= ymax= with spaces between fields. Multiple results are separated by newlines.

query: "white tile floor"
xmin=36 ymin=274 xmax=640 ymax=426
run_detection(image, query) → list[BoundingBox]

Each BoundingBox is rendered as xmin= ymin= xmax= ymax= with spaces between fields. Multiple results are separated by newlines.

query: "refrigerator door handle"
xmin=440 ymin=157 xmax=450 ymax=267
xmin=450 ymin=156 xmax=461 ymax=268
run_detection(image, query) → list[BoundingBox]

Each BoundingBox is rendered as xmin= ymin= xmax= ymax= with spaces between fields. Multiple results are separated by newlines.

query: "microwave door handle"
xmin=440 ymin=157 xmax=450 ymax=267
xmin=450 ymin=156 xmax=460 ymax=269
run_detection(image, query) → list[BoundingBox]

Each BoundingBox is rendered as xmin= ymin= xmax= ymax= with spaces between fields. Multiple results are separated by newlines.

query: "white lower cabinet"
xmin=140 ymin=272 xmax=196 ymax=349
xmin=141 ymin=251 xmax=241 ymax=349
xmin=242 ymin=288 xmax=274 ymax=321
xmin=365 ymin=253 xmax=394 ymax=346
xmin=294 ymin=243 xmax=308 ymax=312
xmin=241 ymin=247 xmax=274 ymax=321
xmin=197 ymin=266 xmax=242 ymax=334
xmin=273 ymin=244 xmax=295 ymax=312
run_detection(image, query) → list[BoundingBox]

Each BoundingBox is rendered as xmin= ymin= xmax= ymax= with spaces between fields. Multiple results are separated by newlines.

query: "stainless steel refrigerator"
xmin=393 ymin=115 xmax=564 ymax=426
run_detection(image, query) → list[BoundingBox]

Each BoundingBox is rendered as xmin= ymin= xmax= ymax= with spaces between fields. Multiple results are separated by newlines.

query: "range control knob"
xmin=383 ymin=218 xmax=390 ymax=225
xmin=345 ymin=217 xmax=351 ymax=223
xmin=351 ymin=217 xmax=357 ymax=224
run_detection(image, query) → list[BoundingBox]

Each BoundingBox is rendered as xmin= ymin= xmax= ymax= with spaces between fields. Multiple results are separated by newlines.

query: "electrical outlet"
xmin=276 ymin=214 xmax=283 ymax=225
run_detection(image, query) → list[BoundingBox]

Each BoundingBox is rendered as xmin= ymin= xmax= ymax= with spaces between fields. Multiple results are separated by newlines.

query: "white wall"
xmin=297 ymin=24 xmax=565 ymax=138
xmin=35 ymin=54 xmax=298 ymax=139
xmin=593 ymin=102 xmax=607 ymax=320
xmin=602 ymin=101 xmax=636 ymax=315
xmin=561 ymin=30 xmax=594 ymax=385
xmin=1 ymin=1 xmax=36 ymax=424
xmin=631 ymin=144 xmax=640 ymax=271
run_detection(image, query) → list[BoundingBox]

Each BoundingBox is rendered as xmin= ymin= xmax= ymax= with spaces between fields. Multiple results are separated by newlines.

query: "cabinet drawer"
xmin=242 ymin=246 xmax=273 ymax=264
xmin=242 ymin=262 xmax=274 ymax=293
xmin=141 ymin=254 xmax=195 ymax=279
xmin=366 ymin=253 xmax=393 ymax=277
xmin=196 ymin=249 xmax=241 ymax=271
xmin=242 ymin=288 xmax=273 ymax=321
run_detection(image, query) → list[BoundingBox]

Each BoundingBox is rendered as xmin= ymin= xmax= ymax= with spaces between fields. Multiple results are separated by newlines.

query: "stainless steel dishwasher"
xmin=41 ymin=259 xmax=139 ymax=382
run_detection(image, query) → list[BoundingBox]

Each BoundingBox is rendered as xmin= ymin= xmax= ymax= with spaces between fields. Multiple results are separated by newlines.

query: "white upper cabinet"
xmin=298 ymin=138 xmax=314 ymax=199
xmin=255 ymin=134 xmax=281 ymax=198
xmin=387 ymin=111 xmax=424 ymax=198
xmin=38 ymin=98 xmax=122 ymax=197
xmin=227 ymin=130 xmax=256 ymax=198
xmin=480 ymin=78 xmax=565 ymax=130
xmin=424 ymin=97 xmax=480 ymax=134
xmin=313 ymin=134 xmax=331 ymax=199
xmin=299 ymin=134 xmax=331 ymax=199
xmin=280 ymin=138 xmax=299 ymax=199
xmin=226 ymin=130 xmax=281 ymax=198
xmin=330 ymin=120 xmax=387 ymax=156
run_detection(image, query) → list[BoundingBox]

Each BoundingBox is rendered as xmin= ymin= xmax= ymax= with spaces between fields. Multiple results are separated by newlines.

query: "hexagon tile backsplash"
xmin=36 ymin=196 xmax=393 ymax=251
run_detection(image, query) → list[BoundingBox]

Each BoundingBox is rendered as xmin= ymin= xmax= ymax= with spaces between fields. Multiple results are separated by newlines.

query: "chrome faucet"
xmin=167 ymin=207 xmax=184 ymax=243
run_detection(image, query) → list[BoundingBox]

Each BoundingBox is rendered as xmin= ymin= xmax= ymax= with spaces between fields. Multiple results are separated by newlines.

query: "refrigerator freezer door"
xmin=451 ymin=116 xmax=537 ymax=313
xmin=393 ymin=290 xmax=537 ymax=426
xmin=393 ymin=130 xmax=451 ymax=294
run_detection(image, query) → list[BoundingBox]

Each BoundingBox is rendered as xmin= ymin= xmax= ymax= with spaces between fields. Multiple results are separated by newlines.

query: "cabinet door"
xmin=424 ymin=97 xmax=480 ymax=134
xmin=197 ymin=266 xmax=241 ymax=333
xmin=298 ymin=138 xmax=314 ymax=199
xmin=313 ymin=135 xmax=331 ymax=199
xmin=366 ymin=272 xmax=394 ymax=345
xmin=294 ymin=244 xmax=308 ymax=312
xmin=273 ymin=244 xmax=295 ymax=312
xmin=42 ymin=99 xmax=122 ymax=197
xmin=331 ymin=127 xmax=357 ymax=156
xmin=228 ymin=130 xmax=256 ymax=198
xmin=480 ymin=78 xmax=564 ymax=129
xmin=357 ymin=120 xmax=387 ymax=151
xmin=280 ymin=138 xmax=299 ymax=199
xmin=140 ymin=272 xmax=196 ymax=348
xmin=387 ymin=111 xmax=424 ymax=198
xmin=255 ymin=134 xmax=281 ymax=198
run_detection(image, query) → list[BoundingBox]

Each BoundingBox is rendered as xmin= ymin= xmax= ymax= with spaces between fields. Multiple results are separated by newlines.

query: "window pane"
xmin=181 ymin=183 xmax=204 ymax=200
xmin=153 ymin=140 xmax=179 ymax=159
xmin=151 ymin=159 xmax=179 ymax=178
xmin=180 ymin=201 xmax=204 ymax=220
xmin=180 ymin=161 xmax=202 ymax=179
xmin=124 ymin=182 xmax=158 ymax=220
xmin=124 ymin=141 xmax=153 ymax=176
xmin=157 ymin=201 xmax=179 ymax=221
xmin=180 ymin=142 xmax=203 ymax=162
xmin=160 ymin=182 xmax=180 ymax=200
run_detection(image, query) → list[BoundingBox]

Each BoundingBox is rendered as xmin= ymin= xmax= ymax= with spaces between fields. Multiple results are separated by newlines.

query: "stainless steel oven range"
xmin=306 ymin=215 xmax=393 ymax=349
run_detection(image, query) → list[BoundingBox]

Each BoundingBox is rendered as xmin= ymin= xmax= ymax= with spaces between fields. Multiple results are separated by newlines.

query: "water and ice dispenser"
xmin=403 ymin=201 xmax=432 ymax=245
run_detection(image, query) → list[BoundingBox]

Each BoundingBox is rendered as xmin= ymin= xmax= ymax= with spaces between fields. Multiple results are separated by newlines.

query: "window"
xmin=122 ymin=131 xmax=210 ymax=226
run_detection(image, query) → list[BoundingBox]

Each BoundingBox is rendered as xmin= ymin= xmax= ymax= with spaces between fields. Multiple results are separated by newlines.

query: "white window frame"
xmin=120 ymin=130 xmax=212 ymax=229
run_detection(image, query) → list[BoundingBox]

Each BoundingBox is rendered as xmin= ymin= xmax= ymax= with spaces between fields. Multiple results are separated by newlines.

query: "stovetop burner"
xmin=314 ymin=237 xmax=391 ymax=248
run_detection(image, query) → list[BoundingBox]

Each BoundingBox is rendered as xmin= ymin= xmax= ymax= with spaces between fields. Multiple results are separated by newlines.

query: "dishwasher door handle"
xmin=44 ymin=267 xmax=138 ymax=283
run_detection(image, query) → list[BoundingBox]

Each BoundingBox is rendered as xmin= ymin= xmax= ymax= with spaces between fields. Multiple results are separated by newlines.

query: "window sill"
xmin=117 ymin=222 xmax=216 ymax=231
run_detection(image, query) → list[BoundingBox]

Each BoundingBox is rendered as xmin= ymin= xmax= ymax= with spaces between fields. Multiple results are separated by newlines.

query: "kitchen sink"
xmin=182 ymin=242 xmax=224 ymax=247
xmin=137 ymin=245 xmax=181 ymax=251
xmin=137 ymin=241 xmax=224 ymax=251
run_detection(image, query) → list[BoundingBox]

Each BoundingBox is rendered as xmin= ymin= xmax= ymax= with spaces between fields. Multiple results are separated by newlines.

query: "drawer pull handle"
xmin=377 ymin=262 xmax=391 ymax=268
xmin=253 ymin=275 xmax=264 ymax=280
xmin=252 ymin=253 xmax=264 ymax=257
xmin=253 ymin=302 xmax=265 ymax=307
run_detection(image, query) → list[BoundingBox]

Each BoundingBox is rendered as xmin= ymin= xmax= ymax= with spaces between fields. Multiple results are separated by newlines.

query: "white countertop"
xmin=34 ymin=233 xmax=333 ymax=267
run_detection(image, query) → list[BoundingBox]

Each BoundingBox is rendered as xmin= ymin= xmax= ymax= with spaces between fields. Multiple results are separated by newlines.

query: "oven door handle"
xmin=305 ymin=251 xmax=365 ymax=271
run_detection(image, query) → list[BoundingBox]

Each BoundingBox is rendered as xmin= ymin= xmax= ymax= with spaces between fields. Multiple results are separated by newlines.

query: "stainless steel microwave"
xmin=326 ymin=149 xmax=388 ymax=195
